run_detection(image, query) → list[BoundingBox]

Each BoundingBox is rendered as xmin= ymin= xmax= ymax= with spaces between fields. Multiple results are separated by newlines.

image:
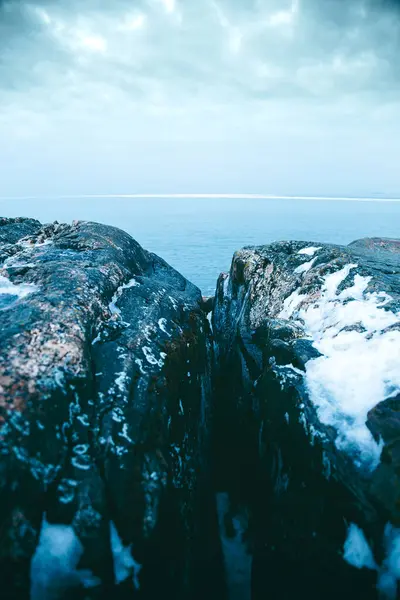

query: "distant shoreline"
xmin=1 ymin=194 xmax=400 ymax=202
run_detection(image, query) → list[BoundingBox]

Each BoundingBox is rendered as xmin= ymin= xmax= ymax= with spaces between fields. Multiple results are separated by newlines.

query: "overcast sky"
xmin=1 ymin=0 xmax=400 ymax=197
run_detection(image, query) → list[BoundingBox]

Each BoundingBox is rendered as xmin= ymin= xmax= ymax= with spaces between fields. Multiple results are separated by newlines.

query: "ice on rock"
xmin=279 ymin=264 xmax=400 ymax=467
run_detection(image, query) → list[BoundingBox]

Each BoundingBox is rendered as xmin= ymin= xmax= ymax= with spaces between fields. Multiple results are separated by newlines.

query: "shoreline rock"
xmin=2 ymin=219 xmax=400 ymax=600
xmin=212 ymin=238 xmax=400 ymax=599
xmin=0 ymin=218 xmax=220 ymax=599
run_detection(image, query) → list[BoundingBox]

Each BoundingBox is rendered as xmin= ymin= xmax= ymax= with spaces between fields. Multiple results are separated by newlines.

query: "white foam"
xmin=279 ymin=264 xmax=400 ymax=467
xmin=30 ymin=516 xmax=100 ymax=599
xmin=297 ymin=246 xmax=322 ymax=256
xmin=343 ymin=523 xmax=376 ymax=570
xmin=110 ymin=521 xmax=142 ymax=590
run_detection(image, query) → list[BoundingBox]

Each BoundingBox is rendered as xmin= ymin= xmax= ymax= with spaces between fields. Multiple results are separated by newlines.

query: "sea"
xmin=1 ymin=196 xmax=400 ymax=296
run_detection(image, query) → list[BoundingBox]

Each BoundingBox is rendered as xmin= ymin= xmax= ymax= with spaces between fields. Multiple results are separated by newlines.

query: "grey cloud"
xmin=1 ymin=0 xmax=400 ymax=197
xmin=1 ymin=0 xmax=400 ymax=102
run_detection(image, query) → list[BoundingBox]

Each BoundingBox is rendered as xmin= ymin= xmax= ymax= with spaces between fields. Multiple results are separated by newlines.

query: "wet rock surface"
xmin=0 ymin=219 xmax=219 ymax=600
xmin=212 ymin=238 xmax=400 ymax=600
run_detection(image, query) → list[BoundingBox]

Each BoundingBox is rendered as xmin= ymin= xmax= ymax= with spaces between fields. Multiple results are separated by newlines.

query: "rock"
xmin=0 ymin=219 xmax=218 ymax=599
xmin=0 ymin=217 xmax=41 ymax=245
xmin=212 ymin=239 xmax=400 ymax=600
xmin=349 ymin=237 xmax=400 ymax=255
xmin=201 ymin=296 xmax=214 ymax=314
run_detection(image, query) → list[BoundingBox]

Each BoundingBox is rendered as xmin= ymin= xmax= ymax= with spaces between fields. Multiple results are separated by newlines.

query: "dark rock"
xmin=0 ymin=220 xmax=218 ymax=600
xmin=349 ymin=237 xmax=400 ymax=255
xmin=0 ymin=217 xmax=41 ymax=245
xmin=290 ymin=338 xmax=322 ymax=371
xmin=201 ymin=296 xmax=214 ymax=314
xmin=213 ymin=239 xmax=400 ymax=600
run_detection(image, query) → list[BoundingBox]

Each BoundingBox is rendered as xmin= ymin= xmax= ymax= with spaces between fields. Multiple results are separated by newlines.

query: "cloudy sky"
xmin=1 ymin=0 xmax=400 ymax=197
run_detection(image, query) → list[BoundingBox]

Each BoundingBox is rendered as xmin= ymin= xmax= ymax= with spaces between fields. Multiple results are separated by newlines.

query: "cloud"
xmin=0 ymin=0 xmax=400 ymax=195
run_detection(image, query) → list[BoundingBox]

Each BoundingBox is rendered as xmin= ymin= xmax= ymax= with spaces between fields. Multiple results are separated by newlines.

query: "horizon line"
xmin=1 ymin=193 xmax=400 ymax=202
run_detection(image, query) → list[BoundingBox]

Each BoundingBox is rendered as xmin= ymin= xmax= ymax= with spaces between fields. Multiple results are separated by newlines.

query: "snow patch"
xmin=297 ymin=246 xmax=322 ymax=256
xmin=158 ymin=317 xmax=171 ymax=336
xmin=0 ymin=274 xmax=38 ymax=305
xmin=30 ymin=516 xmax=100 ymax=599
xmin=294 ymin=257 xmax=316 ymax=274
xmin=142 ymin=346 xmax=165 ymax=367
xmin=279 ymin=264 xmax=400 ymax=467
xmin=92 ymin=332 xmax=102 ymax=345
xmin=109 ymin=277 xmax=139 ymax=317
xmin=378 ymin=524 xmax=400 ymax=599
xmin=344 ymin=522 xmax=400 ymax=598
xmin=135 ymin=358 xmax=146 ymax=374
xmin=115 ymin=371 xmax=128 ymax=392
xmin=110 ymin=521 xmax=142 ymax=589
xmin=343 ymin=523 xmax=376 ymax=570
xmin=118 ymin=423 xmax=133 ymax=444
xmin=223 ymin=275 xmax=230 ymax=295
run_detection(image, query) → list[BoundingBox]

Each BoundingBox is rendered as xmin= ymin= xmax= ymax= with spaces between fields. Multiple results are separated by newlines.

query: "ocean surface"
xmin=1 ymin=196 xmax=400 ymax=295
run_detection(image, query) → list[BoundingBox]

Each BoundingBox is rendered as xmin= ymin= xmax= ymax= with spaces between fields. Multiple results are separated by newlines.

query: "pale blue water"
xmin=1 ymin=197 xmax=399 ymax=295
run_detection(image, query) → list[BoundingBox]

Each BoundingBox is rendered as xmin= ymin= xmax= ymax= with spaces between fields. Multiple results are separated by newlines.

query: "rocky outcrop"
xmin=0 ymin=219 xmax=218 ymax=600
xmin=213 ymin=239 xmax=400 ymax=600
xmin=3 ymin=219 xmax=400 ymax=600
xmin=0 ymin=217 xmax=41 ymax=246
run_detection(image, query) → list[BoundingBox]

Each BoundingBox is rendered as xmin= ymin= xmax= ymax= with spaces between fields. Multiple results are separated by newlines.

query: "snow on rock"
xmin=279 ymin=263 xmax=400 ymax=467
xmin=213 ymin=238 xmax=400 ymax=599
xmin=110 ymin=521 xmax=142 ymax=589
xmin=109 ymin=277 xmax=140 ymax=317
xmin=30 ymin=516 xmax=100 ymax=599
xmin=344 ymin=522 xmax=400 ymax=598
xmin=297 ymin=246 xmax=322 ymax=256
xmin=0 ymin=274 xmax=38 ymax=302
xmin=377 ymin=524 xmax=400 ymax=599
xmin=294 ymin=257 xmax=317 ymax=274
xmin=158 ymin=317 xmax=171 ymax=336
xmin=343 ymin=523 xmax=377 ymax=570
xmin=0 ymin=218 xmax=214 ymax=599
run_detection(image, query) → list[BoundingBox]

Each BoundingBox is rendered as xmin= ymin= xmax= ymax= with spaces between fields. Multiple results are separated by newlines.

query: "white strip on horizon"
xmin=1 ymin=194 xmax=400 ymax=202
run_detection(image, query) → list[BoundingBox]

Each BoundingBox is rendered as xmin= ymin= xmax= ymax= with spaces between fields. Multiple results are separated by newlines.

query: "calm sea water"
xmin=1 ymin=197 xmax=399 ymax=295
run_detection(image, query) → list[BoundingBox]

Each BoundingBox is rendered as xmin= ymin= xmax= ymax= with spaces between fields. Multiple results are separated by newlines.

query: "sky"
xmin=1 ymin=0 xmax=400 ymax=197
